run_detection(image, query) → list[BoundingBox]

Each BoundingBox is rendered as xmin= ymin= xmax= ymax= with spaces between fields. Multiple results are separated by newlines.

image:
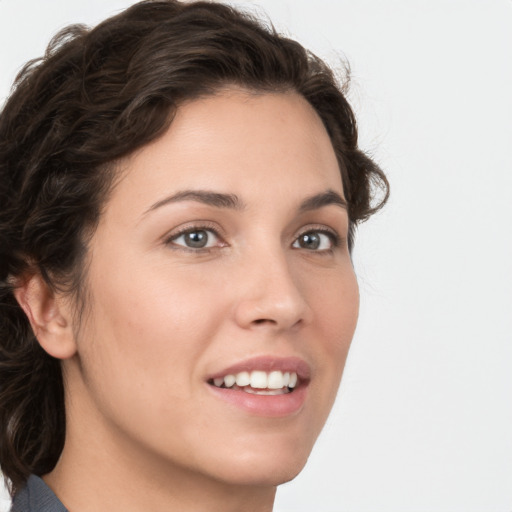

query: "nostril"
xmin=253 ymin=318 xmax=277 ymax=325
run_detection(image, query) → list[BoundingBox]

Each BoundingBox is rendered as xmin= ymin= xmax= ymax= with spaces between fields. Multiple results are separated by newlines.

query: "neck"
xmin=44 ymin=430 xmax=277 ymax=512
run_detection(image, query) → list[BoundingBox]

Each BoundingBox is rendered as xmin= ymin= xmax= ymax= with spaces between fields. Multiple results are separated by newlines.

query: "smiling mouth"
xmin=208 ymin=370 xmax=299 ymax=396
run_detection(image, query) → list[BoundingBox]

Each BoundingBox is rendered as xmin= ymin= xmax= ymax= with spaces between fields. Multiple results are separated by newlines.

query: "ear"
xmin=13 ymin=273 xmax=77 ymax=359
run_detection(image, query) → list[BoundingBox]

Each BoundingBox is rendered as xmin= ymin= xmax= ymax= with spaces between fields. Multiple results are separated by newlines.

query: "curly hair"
xmin=0 ymin=0 xmax=389 ymax=495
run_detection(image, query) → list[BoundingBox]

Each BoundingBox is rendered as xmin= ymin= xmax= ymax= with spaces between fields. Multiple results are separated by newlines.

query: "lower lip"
xmin=207 ymin=384 xmax=308 ymax=417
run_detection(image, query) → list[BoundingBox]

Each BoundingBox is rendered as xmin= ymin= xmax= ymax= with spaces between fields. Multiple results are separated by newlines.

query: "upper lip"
xmin=207 ymin=356 xmax=311 ymax=381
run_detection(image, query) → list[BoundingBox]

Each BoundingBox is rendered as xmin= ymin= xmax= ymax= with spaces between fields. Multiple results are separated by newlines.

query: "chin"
xmin=205 ymin=437 xmax=313 ymax=488
xmin=216 ymin=460 xmax=307 ymax=488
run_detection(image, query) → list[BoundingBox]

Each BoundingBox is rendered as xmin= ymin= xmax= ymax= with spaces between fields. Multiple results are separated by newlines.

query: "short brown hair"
xmin=0 ymin=0 xmax=388 ymax=494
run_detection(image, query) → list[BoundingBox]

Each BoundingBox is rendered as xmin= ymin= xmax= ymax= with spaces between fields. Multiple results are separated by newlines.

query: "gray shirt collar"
xmin=11 ymin=475 xmax=68 ymax=512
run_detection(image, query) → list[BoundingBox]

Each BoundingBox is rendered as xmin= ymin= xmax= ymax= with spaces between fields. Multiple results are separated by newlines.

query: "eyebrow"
xmin=143 ymin=188 xmax=347 ymax=216
xmin=144 ymin=190 xmax=245 ymax=215
xmin=298 ymin=189 xmax=347 ymax=212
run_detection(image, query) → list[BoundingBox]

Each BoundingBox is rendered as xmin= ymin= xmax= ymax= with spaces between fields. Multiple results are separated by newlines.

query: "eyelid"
xmin=162 ymin=221 xmax=345 ymax=253
xmin=293 ymin=224 xmax=344 ymax=250
xmin=163 ymin=221 xmax=226 ymax=251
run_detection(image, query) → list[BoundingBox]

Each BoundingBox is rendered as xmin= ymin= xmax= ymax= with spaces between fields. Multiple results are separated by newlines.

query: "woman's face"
xmin=66 ymin=90 xmax=359 ymax=487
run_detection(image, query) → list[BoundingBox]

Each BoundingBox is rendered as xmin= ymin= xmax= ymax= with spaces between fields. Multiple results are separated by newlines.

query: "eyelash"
xmin=164 ymin=222 xmax=224 ymax=253
xmin=293 ymin=226 xmax=342 ymax=253
xmin=164 ymin=223 xmax=343 ymax=254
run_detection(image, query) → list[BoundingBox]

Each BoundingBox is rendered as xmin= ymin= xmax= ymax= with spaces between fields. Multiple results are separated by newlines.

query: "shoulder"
xmin=10 ymin=475 xmax=68 ymax=512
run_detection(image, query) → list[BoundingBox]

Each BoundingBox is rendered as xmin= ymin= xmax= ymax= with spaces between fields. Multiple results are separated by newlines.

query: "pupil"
xmin=301 ymin=233 xmax=320 ymax=249
xmin=185 ymin=230 xmax=208 ymax=248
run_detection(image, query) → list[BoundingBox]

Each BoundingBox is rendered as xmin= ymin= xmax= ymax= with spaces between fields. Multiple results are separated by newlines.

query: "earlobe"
xmin=13 ymin=273 xmax=77 ymax=359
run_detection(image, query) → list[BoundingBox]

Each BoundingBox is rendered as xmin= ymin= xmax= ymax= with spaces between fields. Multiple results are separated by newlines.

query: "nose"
xmin=233 ymin=248 xmax=312 ymax=332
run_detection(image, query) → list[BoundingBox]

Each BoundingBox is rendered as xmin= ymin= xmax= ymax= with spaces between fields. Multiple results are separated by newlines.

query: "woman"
xmin=0 ymin=1 xmax=388 ymax=510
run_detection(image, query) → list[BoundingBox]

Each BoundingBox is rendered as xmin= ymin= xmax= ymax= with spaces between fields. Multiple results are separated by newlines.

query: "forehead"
xmin=109 ymin=90 xmax=344 ymax=216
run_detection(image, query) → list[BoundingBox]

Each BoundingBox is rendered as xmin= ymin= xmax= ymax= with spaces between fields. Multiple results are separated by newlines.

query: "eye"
xmin=292 ymin=230 xmax=337 ymax=251
xmin=167 ymin=227 xmax=222 ymax=250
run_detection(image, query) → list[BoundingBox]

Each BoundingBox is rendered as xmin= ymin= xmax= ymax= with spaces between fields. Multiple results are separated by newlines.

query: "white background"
xmin=1 ymin=1 xmax=511 ymax=511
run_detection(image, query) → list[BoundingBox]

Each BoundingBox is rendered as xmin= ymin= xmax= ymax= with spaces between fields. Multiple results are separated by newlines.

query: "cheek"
xmin=71 ymin=279 xmax=223 ymax=463
xmin=88 ymin=252 xmax=219 ymax=346
xmin=75 ymin=259 xmax=224 ymax=417
xmin=311 ymin=264 xmax=359 ymax=351
xmin=306 ymin=266 xmax=359 ymax=415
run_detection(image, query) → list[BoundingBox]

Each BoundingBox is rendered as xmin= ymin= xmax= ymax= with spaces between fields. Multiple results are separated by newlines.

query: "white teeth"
xmin=235 ymin=371 xmax=250 ymax=387
xmin=224 ymin=374 xmax=236 ymax=388
xmin=211 ymin=370 xmax=299 ymax=390
xmin=250 ymin=371 xmax=268 ymax=389
xmin=268 ymin=371 xmax=285 ymax=389
xmin=243 ymin=387 xmax=290 ymax=395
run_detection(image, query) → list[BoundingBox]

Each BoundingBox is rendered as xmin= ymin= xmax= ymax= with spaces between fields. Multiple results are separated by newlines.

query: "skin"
xmin=17 ymin=90 xmax=359 ymax=512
